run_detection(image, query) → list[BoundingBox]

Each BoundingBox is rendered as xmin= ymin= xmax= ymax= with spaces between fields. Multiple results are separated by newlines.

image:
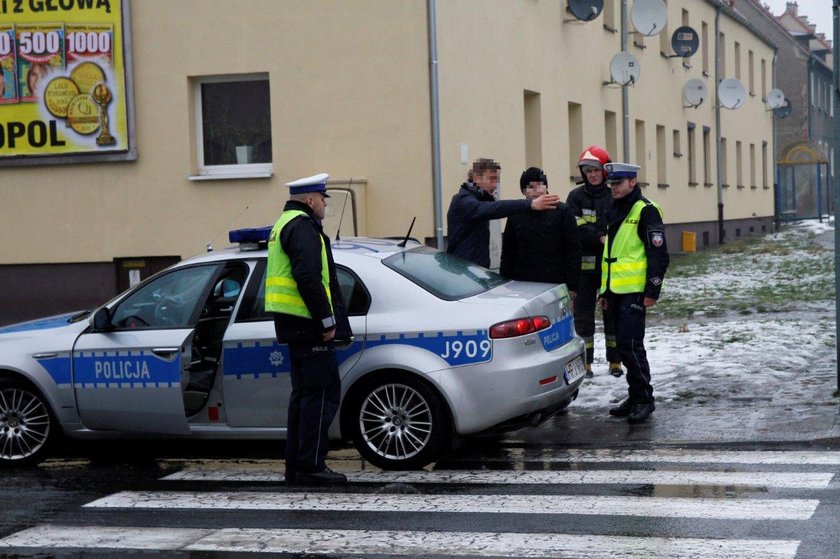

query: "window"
xmin=245 ymin=262 xmax=370 ymax=321
xmin=703 ymin=126 xmax=711 ymax=185
xmin=701 ymin=21 xmax=709 ymax=75
xmin=721 ymin=137 xmax=728 ymax=187
xmin=736 ymin=140 xmax=743 ymax=188
xmin=656 ymin=125 xmax=666 ymax=185
xmin=605 ymin=110 xmax=618 ymax=159
xmin=384 ymin=247 xmax=507 ymax=301
xmin=635 ymin=119 xmax=646 ymax=184
xmin=110 ymin=265 xmax=220 ymax=329
xmin=734 ymin=41 xmax=741 ymax=80
xmin=568 ymin=102 xmax=582 ymax=180
xmin=194 ymin=74 xmax=272 ymax=178
xmin=687 ymin=122 xmax=697 ymax=184
xmin=524 ymin=90 xmax=542 ymax=168
xmin=762 ymin=141 xmax=768 ymax=188
xmin=748 ymin=50 xmax=754 ymax=95
xmin=761 ymin=58 xmax=767 ymax=98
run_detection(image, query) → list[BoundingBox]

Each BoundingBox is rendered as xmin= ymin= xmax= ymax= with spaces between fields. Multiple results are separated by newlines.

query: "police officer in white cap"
xmin=598 ymin=162 xmax=669 ymax=424
xmin=266 ymin=172 xmax=351 ymax=484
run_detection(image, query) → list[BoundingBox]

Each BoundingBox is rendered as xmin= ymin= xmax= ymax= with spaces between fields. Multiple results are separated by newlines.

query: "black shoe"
xmin=584 ymin=368 xmax=594 ymax=379
xmin=284 ymin=471 xmax=297 ymax=485
xmin=609 ymin=367 xmax=623 ymax=377
xmin=628 ymin=402 xmax=655 ymax=424
xmin=295 ymin=467 xmax=348 ymax=485
xmin=609 ymin=399 xmax=634 ymax=417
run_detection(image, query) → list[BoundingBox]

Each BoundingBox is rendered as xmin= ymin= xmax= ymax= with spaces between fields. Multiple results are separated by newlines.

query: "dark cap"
xmin=519 ymin=167 xmax=548 ymax=192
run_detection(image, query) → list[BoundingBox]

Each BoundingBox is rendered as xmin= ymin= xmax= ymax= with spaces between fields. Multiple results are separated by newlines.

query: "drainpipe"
xmin=772 ymin=49 xmax=780 ymax=232
xmin=714 ymin=4 xmax=725 ymax=244
xmin=621 ymin=0 xmax=630 ymax=160
xmin=428 ymin=0 xmax=444 ymax=249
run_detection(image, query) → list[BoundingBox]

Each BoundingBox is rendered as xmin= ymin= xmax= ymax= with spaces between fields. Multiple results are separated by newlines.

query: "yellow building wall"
xmin=0 ymin=0 xmax=776 ymax=266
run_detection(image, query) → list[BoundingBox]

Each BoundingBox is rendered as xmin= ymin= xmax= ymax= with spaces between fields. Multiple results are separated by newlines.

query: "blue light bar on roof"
xmin=229 ymin=226 xmax=273 ymax=244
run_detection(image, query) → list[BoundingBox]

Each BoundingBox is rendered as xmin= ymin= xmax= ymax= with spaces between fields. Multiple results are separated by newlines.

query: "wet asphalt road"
xmin=0 ymin=419 xmax=839 ymax=559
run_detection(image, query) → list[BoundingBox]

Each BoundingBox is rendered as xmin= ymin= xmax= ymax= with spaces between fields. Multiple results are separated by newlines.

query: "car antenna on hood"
xmin=334 ymin=178 xmax=353 ymax=242
xmin=207 ymin=205 xmax=250 ymax=252
xmin=398 ymin=217 xmax=416 ymax=248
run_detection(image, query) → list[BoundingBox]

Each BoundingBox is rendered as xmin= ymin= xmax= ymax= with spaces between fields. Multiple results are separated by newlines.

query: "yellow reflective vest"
xmin=265 ymin=210 xmax=332 ymax=317
xmin=600 ymin=199 xmax=663 ymax=294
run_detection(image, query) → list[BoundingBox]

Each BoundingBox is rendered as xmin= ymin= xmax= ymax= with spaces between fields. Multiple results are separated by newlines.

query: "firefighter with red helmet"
xmin=566 ymin=145 xmax=623 ymax=378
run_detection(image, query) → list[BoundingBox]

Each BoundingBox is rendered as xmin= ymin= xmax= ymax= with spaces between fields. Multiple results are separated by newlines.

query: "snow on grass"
xmin=576 ymin=219 xmax=838 ymax=409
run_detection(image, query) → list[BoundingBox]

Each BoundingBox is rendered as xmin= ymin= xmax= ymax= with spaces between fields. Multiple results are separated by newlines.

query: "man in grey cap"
xmin=598 ymin=162 xmax=669 ymax=424
xmin=266 ymin=172 xmax=351 ymax=484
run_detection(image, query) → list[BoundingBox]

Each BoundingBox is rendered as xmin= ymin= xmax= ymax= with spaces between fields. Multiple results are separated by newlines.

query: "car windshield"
xmin=383 ymin=246 xmax=508 ymax=301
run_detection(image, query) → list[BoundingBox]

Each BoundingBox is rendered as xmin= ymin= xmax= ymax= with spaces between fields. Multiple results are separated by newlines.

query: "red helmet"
xmin=578 ymin=145 xmax=612 ymax=180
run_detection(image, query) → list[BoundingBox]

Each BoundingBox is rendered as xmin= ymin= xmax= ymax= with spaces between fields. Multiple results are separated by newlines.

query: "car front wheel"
xmin=0 ymin=379 xmax=55 ymax=467
xmin=348 ymin=374 xmax=449 ymax=470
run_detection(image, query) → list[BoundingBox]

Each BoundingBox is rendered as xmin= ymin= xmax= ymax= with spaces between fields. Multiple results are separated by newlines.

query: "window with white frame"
xmin=195 ymin=74 xmax=272 ymax=177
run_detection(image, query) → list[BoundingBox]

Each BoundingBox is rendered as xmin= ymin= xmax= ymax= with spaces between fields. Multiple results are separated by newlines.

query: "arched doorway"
xmin=777 ymin=141 xmax=831 ymax=221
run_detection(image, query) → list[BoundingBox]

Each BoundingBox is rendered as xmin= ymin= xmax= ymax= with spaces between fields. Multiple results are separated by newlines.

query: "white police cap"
xmin=285 ymin=172 xmax=330 ymax=197
xmin=604 ymin=162 xmax=640 ymax=182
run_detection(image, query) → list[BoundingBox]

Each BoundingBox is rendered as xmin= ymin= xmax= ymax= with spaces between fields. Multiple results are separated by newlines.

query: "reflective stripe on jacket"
xmin=600 ymin=199 xmax=662 ymax=294
xmin=265 ymin=210 xmax=332 ymax=317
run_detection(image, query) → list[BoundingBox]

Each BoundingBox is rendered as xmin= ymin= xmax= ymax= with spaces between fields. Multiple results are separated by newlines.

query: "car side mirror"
xmin=91 ymin=307 xmax=112 ymax=331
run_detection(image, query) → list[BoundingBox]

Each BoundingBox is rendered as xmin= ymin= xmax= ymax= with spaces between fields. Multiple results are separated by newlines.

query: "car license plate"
xmin=564 ymin=356 xmax=586 ymax=384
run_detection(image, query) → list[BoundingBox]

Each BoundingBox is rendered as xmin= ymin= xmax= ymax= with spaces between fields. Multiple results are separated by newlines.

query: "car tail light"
xmin=489 ymin=316 xmax=551 ymax=339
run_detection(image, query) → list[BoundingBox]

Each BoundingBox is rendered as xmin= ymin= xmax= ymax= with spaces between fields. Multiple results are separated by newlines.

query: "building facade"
xmin=0 ymin=0 xmax=778 ymax=324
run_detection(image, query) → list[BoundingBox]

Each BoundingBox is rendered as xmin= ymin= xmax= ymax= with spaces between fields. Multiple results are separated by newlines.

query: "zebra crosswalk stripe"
xmin=163 ymin=468 xmax=835 ymax=489
xmin=0 ymin=525 xmax=802 ymax=559
xmin=475 ymin=449 xmax=840 ymax=465
xmin=84 ymin=490 xmax=820 ymax=520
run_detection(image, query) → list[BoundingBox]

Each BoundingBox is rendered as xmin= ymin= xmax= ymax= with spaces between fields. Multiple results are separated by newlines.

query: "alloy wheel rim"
xmin=359 ymin=383 xmax=432 ymax=461
xmin=0 ymin=388 xmax=50 ymax=461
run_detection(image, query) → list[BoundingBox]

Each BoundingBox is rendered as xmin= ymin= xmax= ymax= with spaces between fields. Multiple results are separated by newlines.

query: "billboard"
xmin=0 ymin=0 xmax=135 ymax=165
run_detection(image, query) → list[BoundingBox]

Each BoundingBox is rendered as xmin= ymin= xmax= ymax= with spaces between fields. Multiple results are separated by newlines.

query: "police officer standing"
xmin=598 ymin=163 xmax=669 ymax=424
xmin=266 ymin=173 xmax=351 ymax=484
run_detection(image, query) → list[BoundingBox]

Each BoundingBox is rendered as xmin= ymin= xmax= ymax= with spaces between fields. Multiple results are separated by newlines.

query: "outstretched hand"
xmin=531 ymin=193 xmax=560 ymax=211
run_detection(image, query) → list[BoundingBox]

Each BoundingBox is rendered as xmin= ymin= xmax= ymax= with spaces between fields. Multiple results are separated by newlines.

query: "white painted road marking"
xmin=163 ymin=468 xmax=835 ymax=489
xmin=482 ymin=448 xmax=840 ymax=466
xmin=84 ymin=491 xmax=819 ymax=520
xmin=0 ymin=525 xmax=802 ymax=559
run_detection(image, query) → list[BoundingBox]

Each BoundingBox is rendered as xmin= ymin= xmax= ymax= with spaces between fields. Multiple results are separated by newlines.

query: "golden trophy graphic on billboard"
xmin=91 ymin=81 xmax=115 ymax=146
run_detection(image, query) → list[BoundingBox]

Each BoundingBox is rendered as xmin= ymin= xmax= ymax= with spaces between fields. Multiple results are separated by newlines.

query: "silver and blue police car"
xmin=0 ymin=228 xmax=586 ymax=470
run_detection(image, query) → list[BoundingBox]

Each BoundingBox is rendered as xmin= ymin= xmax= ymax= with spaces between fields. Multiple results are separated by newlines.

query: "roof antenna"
xmin=206 ymin=205 xmax=250 ymax=252
xmin=334 ymin=178 xmax=353 ymax=241
xmin=398 ymin=217 xmax=416 ymax=247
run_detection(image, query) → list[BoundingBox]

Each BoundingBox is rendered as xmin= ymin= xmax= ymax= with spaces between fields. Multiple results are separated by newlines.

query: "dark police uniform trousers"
xmin=603 ymin=292 xmax=653 ymax=404
xmin=283 ymin=337 xmax=341 ymax=476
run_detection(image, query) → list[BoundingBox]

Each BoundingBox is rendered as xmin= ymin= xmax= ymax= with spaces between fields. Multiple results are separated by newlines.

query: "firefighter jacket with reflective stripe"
xmin=566 ymin=182 xmax=612 ymax=274
xmin=266 ymin=208 xmax=332 ymax=320
xmin=600 ymin=189 xmax=669 ymax=298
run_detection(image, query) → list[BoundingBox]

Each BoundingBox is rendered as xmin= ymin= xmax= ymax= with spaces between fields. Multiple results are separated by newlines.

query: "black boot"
xmin=628 ymin=402 xmax=655 ymax=424
xmin=608 ymin=399 xmax=634 ymax=417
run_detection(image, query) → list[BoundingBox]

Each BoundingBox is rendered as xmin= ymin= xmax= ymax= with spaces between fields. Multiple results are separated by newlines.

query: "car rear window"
xmin=383 ymin=246 xmax=508 ymax=301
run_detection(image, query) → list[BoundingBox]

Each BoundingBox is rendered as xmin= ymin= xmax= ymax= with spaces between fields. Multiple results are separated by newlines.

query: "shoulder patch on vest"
xmin=650 ymin=231 xmax=664 ymax=248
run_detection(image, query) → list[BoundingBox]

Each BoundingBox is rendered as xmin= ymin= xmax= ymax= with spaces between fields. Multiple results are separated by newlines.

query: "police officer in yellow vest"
xmin=266 ymin=172 xmax=351 ymax=485
xmin=598 ymin=162 xmax=669 ymax=424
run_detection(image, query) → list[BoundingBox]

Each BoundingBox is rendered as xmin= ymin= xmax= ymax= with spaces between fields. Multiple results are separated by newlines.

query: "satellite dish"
xmin=718 ymin=78 xmax=746 ymax=110
xmin=567 ymin=0 xmax=603 ymax=21
xmin=683 ymin=79 xmax=707 ymax=108
xmin=630 ymin=0 xmax=667 ymax=36
xmin=766 ymin=88 xmax=785 ymax=110
xmin=608 ymin=52 xmax=641 ymax=86
xmin=773 ymin=98 xmax=792 ymax=119
xmin=670 ymin=26 xmax=699 ymax=58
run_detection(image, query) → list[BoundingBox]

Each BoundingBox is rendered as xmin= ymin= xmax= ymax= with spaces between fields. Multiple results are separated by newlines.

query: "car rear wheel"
xmin=0 ymin=379 xmax=55 ymax=467
xmin=348 ymin=374 xmax=448 ymax=470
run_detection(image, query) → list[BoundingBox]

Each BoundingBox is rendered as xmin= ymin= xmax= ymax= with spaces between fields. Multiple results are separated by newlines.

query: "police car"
xmin=0 ymin=229 xmax=586 ymax=470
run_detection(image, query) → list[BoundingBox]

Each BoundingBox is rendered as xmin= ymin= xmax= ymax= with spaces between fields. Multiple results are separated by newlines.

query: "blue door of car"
xmin=71 ymin=264 xmax=221 ymax=434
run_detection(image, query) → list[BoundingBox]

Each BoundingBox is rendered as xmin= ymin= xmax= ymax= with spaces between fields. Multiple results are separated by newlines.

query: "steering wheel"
xmin=154 ymin=298 xmax=180 ymax=326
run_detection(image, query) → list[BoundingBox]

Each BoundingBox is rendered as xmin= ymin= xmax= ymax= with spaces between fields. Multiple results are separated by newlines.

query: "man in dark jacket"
xmin=447 ymin=158 xmax=559 ymax=267
xmin=598 ymin=162 xmax=669 ymax=425
xmin=566 ymin=145 xmax=622 ymax=379
xmin=500 ymin=167 xmax=581 ymax=296
xmin=266 ymin=172 xmax=352 ymax=485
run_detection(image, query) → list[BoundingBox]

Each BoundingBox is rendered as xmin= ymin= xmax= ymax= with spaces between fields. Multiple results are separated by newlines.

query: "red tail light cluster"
xmin=489 ymin=316 xmax=551 ymax=339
